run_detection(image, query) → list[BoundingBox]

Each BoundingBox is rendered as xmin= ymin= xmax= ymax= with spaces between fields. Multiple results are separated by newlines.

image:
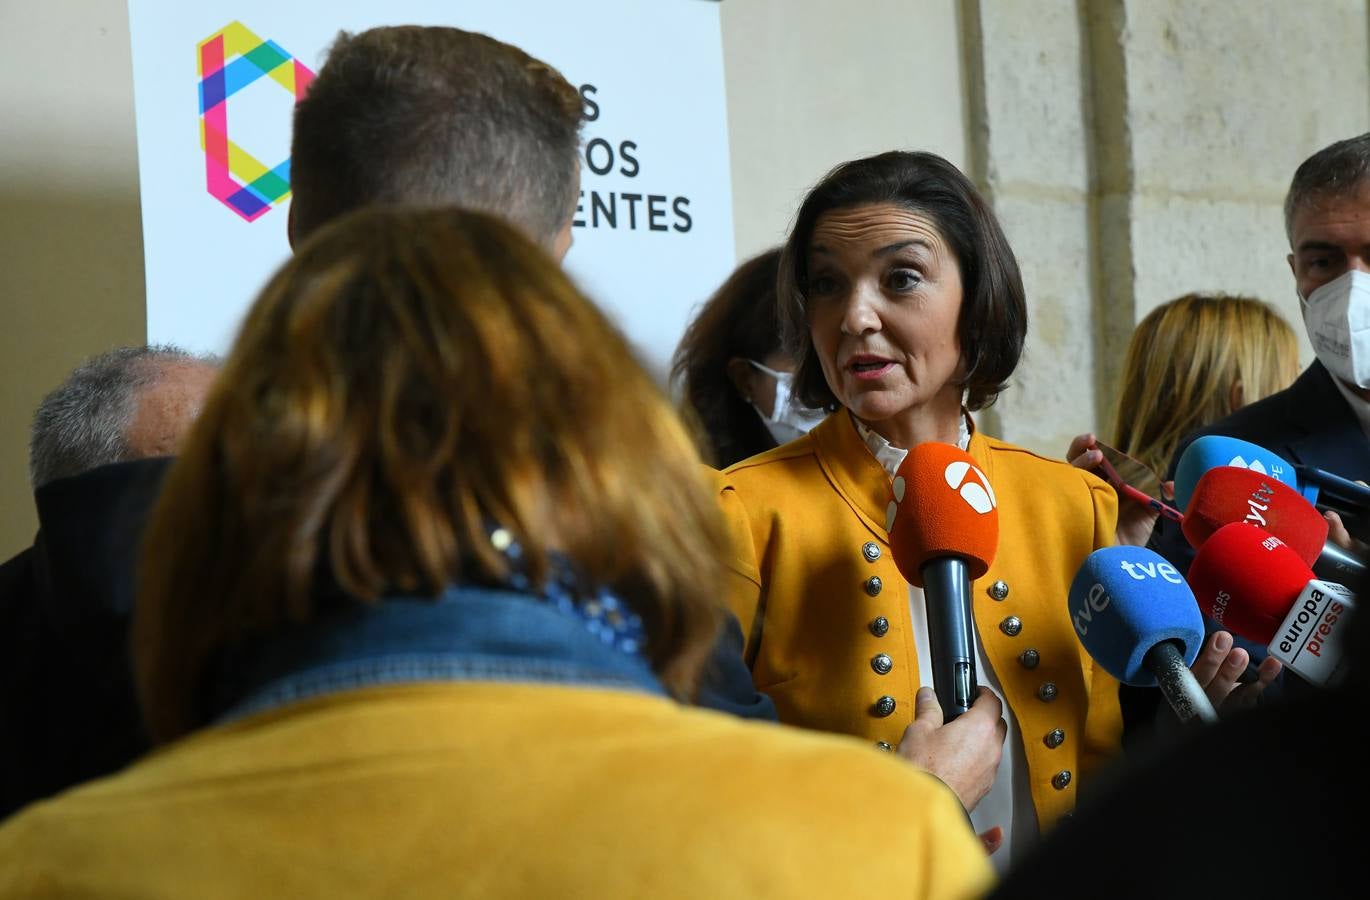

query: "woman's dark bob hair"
xmin=777 ymin=150 xmax=1027 ymax=412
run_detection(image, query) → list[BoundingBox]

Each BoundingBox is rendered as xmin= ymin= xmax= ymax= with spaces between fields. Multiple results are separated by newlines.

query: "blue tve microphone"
xmin=1068 ymin=546 xmax=1217 ymax=724
xmin=1173 ymin=435 xmax=1304 ymax=514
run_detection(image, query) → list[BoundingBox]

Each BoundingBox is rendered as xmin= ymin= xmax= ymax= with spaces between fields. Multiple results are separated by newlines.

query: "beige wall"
xmin=0 ymin=0 xmax=144 ymax=557
xmin=1116 ymin=0 xmax=1365 ymax=353
xmin=721 ymin=0 xmax=967 ymax=260
xmin=960 ymin=0 xmax=1100 ymax=454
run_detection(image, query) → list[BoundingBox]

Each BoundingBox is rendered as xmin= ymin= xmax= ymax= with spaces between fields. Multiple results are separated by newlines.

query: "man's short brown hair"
xmin=289 ymin=26 xmax=585 ymax=245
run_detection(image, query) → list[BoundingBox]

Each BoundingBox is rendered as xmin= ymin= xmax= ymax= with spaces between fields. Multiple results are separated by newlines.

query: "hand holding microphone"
xmin=884 ymin=443 xmax=1007 ymax=815
xmin=1324 ymin=508 xmax=1370 ymax=561
xmin=887 ymin=442 xmax=999 ymax=720
xmin=1189 ymin=523 xmax=1355 ymax=688
xmin=1068 ymin=546 xmax=1217 ymax=724
xmin=1182 ymin=465 xmax=1366 ymax=593
xmin=897 ymin=686 xmax=1007 ymax=814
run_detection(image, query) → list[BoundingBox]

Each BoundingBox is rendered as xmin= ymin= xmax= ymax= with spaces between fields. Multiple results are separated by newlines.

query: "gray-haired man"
xmin=0 ymin=346 xmax=217 ymax=819
xmin=27 ymin=345 xmax=218 ymax=488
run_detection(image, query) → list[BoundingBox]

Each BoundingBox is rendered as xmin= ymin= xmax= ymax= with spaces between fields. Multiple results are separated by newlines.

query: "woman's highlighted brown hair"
xmin=134 ymin=207 xmax=726 ymax=742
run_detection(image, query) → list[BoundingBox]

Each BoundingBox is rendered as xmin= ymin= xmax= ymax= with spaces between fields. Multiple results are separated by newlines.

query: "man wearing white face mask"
xmin=1303 ymin=269 xmax=1370 ymax=396
xmin=1145 ymin=133 xmax=1370 ymax=711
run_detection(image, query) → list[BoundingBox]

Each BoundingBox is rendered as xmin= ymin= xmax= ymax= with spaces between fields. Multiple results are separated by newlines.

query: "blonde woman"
xmin=0 ymin=208 xmax=991 ymax=898
xmin=1070 ymin=294 xmax=1299 ymax=541
xmin=1113 ymin=294 xmax=1299 ymax=476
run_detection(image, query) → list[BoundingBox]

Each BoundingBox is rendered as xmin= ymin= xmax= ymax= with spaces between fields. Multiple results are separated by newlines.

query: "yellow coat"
xmin=716 ymin=412 xmax=1124 ymax=829
xmin=0 ymin=682 xmax=993 ymax=899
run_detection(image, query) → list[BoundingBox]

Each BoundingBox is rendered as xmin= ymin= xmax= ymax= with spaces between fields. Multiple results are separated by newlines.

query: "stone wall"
xmin=965 ymin=0 xmax=1369 ymax=457
xmin=722 ymin=0 xmax=968 ymax=260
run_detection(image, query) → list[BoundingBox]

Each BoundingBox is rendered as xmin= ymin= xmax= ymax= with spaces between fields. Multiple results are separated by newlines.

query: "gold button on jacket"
xmin=715 ymin=412 xmax=1124 ymax=829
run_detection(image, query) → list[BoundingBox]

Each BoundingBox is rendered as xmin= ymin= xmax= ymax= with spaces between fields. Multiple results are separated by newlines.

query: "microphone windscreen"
xmin=1067 ymin=546 xmax=1204 ymax=686
xmin=886 ymin=443 xmax=998 ymax=587
xmin=1181 ymin=466 xmax=1328 ymax=565
xmin=1173 ymin=435 xmax=1298 ymax=514
xmin=1188 ymin=522 xmax=1315 ymax=644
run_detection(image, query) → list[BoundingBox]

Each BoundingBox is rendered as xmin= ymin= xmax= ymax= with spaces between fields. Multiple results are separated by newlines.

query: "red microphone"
xmin=1182 ymin=466 xmax=1327 ymax=564
xmin=1182 ymin=466 xmax=1366 ymax=591
xmin=1189 ymin=523 xmax=1314 ymax=642
xmin=886 ymin=443 xmax=999 ymax=719
xmin=1189 ymin=522 xmax=1355 ymax=687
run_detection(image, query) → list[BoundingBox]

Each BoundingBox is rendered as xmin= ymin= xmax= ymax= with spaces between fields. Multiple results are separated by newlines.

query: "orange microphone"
xmin=887 ymin=443 xmax=1000 ymax=719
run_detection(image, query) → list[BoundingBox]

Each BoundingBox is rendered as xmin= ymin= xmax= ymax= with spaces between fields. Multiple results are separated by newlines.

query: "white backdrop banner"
xmin=126 ymin=0 xmax=735 ymax=375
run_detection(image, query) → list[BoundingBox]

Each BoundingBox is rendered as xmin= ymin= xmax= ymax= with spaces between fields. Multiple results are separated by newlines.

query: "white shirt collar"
xmin=853 ymin=411 xmax=972 ymax=479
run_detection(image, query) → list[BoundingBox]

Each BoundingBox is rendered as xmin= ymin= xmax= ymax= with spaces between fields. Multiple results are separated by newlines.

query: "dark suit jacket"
xmin=1131 ymin=361 xmax=1370 ymax=741
xmin=0 ymin=458 xmax=172 ymax=819
xmin=1151 ymin=359 xmax=1370 ymax=573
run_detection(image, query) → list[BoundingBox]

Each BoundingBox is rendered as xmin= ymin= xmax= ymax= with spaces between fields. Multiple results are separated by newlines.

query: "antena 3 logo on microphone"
xmin=887 ymin=443 xmax=999 ymax=586
xmin=884 ymin=459 xmax=996 ymax=534
xmin=943 ymin=461 xmax=996 ymax=514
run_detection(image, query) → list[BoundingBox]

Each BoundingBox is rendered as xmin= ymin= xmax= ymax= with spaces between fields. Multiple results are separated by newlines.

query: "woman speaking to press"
xmin=716 ymin=151 xmax=1123 ymax=863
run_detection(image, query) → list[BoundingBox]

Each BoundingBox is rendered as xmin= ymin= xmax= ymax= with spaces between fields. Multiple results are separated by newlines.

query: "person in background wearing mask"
xmin=1147 ymin=133 xmax=1370 ymax=712
xmin=673 ymin=249 xmax=826 ymax=468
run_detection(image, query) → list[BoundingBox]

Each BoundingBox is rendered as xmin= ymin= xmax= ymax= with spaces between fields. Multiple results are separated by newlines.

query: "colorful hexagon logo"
xmin=197 ymin=22 xmax=315 ymax=222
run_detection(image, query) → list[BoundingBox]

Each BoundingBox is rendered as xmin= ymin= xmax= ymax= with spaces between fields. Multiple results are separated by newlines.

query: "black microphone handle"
xmin=1143 ymin=640 xmax=1219 ymax=725
xmin=920 ymin=557 xmax=977 ymax=721
xmin=1313 ymin=541 xmax=1367 ymax=595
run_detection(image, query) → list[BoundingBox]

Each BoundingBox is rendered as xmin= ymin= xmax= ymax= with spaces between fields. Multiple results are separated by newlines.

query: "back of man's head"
xmin=1284 ymin=132 xmax=1370 ymax=241
xmin=29 ymin=345 xmax=219 ymax=490
xmin=288 ymin=26 xmax=585 ymax=251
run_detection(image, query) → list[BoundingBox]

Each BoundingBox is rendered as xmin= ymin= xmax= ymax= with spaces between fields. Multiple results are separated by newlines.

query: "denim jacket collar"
xmin=211 ymin=585 xmax=666 ymax=724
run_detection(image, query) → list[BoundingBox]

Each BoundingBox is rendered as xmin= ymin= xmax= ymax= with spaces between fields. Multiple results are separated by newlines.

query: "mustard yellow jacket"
xmin=716 ymin=412 xmax=1124 ymax=828
xmin=0 ymin=682 xmax=993 ymax=899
